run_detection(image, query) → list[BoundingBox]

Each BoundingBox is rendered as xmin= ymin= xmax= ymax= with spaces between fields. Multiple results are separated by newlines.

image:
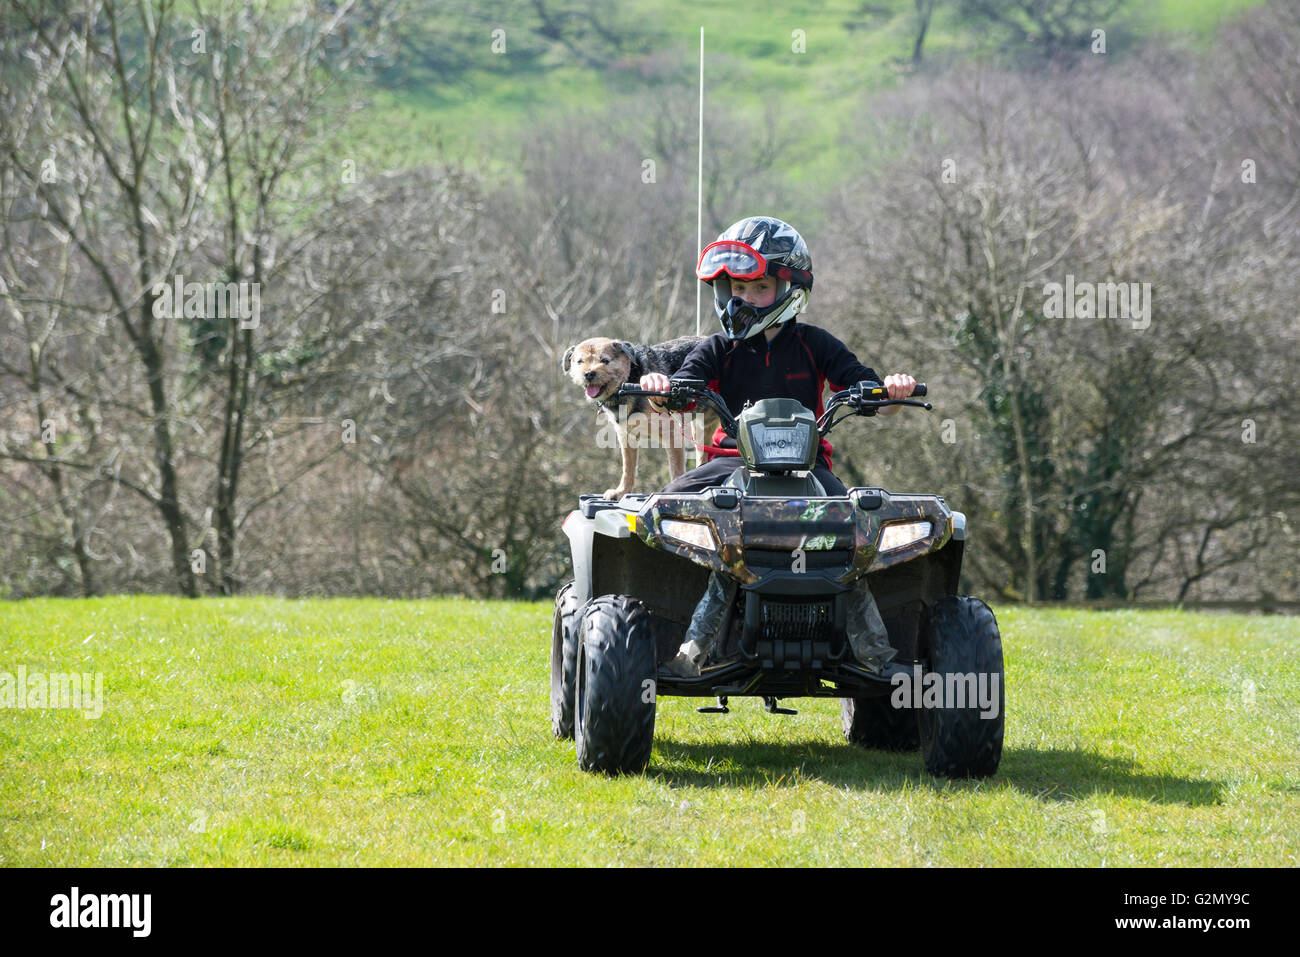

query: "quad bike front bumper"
xmin=562 ymin=488 xmax=968 ymax=702
xmin=563 ymin=486 xmax=962 ymax=604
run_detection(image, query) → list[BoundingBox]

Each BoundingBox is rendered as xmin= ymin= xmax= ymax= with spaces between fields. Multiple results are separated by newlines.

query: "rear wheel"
xmin=574 ymin=595 xmax=657 ymax=775
xmin=917 ymin=596 xmax=1004 ymax=778
xmin=550 ymin=581 xmax=581 ymax=739
xmin=842 ymin=692 xmax=920 ymax=751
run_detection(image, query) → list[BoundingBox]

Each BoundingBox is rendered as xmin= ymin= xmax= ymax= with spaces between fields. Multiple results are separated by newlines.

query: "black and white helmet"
xmin=696 ymin=216 xmax=813 ymax=340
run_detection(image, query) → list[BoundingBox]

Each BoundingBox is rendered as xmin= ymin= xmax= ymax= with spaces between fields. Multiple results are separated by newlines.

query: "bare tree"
xmin=185 ymin=0 xmax=394 ymax=593
xmin=2 ymin=0 xmax=209 ymax=595
xmin=825 ymin=56 xmax=1298 ymax=601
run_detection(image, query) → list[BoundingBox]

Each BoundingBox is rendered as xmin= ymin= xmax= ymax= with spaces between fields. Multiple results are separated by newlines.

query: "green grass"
xmin=1146 ymin=0 xmax=1265 ymax=33
xmin=1 ymin=597 xmax=1296 ymax=866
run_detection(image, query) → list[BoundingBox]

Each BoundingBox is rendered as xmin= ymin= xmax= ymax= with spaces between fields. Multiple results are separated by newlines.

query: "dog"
xmin=563 ymin=335 xmax=702 ymax=499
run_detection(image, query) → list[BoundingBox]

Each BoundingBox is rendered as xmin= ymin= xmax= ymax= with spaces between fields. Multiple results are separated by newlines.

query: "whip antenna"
xmin=696 ymin=25 xmax=704 ymax=336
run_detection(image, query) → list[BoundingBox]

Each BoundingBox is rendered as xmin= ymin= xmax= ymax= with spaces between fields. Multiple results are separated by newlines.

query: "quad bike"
xmin=551 ymin=378 xmax=1004 ymax=778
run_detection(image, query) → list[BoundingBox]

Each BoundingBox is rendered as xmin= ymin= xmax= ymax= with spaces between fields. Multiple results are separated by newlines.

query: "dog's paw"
xmin=603 ymin=487 xmax=628 ymax=501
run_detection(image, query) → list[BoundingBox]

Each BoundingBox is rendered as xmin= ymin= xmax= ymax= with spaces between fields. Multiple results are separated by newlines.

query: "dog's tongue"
xmin=586 ymin=385 xmax=602 ymax=398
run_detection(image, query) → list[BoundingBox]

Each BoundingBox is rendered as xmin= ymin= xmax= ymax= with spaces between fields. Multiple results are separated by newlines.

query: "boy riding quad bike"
xmin=551 ymin=216 xmax=1003 ymax=778
xmin=552 ymin=378 xmax=1005 ymax=779
xmin=639 ymin=216 xmax=918 ymax=677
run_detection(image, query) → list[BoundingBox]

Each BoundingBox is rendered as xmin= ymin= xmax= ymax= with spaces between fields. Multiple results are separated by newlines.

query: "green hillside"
xmin=347 ymin=0 xmax=1266 ymax=187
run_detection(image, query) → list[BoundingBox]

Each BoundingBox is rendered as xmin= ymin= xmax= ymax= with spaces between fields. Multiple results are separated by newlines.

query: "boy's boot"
xmin=665 ymin=572 xmax=738 ymax=677
xmin=846 ymin=576 xmax=896 ymax=670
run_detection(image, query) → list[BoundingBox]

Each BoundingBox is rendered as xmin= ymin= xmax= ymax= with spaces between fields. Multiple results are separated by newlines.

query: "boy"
xmin=638 ymin=215 xmax=916 ymax=676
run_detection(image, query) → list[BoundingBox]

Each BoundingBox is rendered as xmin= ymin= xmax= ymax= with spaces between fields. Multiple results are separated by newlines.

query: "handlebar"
xmin=616 ymin=378 xmax=930 ymax=441
xmin=617 ymin=380 xmax=739 ymax=436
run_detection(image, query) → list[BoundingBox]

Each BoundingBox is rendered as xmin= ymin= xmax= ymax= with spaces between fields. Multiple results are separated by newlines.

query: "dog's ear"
xmin=561 ymin=345 xmax=575 ymax=373
xmin=615 ymin=341 xmax=635 ymax=359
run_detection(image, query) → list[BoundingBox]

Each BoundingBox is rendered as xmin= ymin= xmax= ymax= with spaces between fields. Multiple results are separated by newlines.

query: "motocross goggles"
xmin=696 ymin=240 xmax=813 ymax=289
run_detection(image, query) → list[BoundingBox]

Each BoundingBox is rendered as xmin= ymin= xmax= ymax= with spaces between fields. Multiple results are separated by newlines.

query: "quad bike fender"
xmin=562 ymin=510 xmax=597 ymax=604
xmin=564 ymin=507 xmax=636 ymax=604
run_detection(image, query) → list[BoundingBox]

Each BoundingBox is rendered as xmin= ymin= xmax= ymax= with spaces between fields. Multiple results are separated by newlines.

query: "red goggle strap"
xmin=768 ymin=262 xmax=813 ymax=288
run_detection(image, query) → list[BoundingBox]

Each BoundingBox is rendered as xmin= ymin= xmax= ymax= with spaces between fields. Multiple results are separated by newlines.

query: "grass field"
xmin=1 ymin=597 xmax=1296 ymax=866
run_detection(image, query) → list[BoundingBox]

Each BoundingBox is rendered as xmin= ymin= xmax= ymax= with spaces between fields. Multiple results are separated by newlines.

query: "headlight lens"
xmin=748 ymin=421 xmax=814 ymax=466
xmin=660 ymin=518 xmax=717 ymax=551
xmin=878 ymin=520 xmax=931 ymax=553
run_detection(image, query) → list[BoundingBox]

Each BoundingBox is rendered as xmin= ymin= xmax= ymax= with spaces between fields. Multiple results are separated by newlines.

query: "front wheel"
xmin=574 ymin=595 xmax=657 ymax=775
xmin=917 ymin=596 xmax=1004 ymax=778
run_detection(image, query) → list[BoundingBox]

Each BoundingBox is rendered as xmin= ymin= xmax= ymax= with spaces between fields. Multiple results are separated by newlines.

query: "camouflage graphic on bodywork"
xmin=623 ymin=488 xmax=954 ymax=584
xmin=799 ymin=501 xmax=829 ymax=522
xmin=842 ymin=493 xmax=954 ymax=579
xmin=629 ymin=493 xmax=757 ymax=583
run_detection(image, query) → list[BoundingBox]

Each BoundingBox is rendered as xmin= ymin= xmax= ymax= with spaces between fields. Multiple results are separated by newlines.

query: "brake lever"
xmin=856 ymin=398 xmax=933 ymax=411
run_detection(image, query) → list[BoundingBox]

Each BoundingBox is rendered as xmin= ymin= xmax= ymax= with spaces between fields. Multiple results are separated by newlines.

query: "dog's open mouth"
xmin=586 ymin=385 xmax=604 ymax=398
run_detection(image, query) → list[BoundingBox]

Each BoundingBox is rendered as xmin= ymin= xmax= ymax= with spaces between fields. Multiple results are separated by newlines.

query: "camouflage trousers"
xmin=667 ymin=572 xmax=894 ymax=676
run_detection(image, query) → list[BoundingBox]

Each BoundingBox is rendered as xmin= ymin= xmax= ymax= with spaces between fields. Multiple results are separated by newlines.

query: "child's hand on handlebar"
xmin=883 ymin=373 xmax=916 ymax=399
xmin=879 ymin=373 xmax=916 ymax=416
xmin=640 ymin=373 xmax=671 ymax=409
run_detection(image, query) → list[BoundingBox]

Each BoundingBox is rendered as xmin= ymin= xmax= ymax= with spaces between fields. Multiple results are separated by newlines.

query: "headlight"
xmin=736 ymin=398 xmax=819 ymax=472
xmin=878 ymin=520 xmax=931 ymax=553
xmin=748 ymin=422 xmax=813 ymax=465
xmin=660 ymin=518 xmax=717 ymax=551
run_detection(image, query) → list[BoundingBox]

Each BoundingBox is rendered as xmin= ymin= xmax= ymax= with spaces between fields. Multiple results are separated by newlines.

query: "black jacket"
xmin=675 ymin=319 xmax=879 ymax=469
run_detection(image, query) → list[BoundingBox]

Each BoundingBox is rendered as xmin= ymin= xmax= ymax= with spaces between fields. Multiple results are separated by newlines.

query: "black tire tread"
xmin=575 ymin=595 xmax=657 ymax=775
xmin=917 ymin=595 xmax=1005 ymax=779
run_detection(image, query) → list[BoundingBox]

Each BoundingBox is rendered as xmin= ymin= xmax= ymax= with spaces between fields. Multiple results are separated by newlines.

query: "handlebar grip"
xmin=852 ymin=380 xmax=927 ymax=399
